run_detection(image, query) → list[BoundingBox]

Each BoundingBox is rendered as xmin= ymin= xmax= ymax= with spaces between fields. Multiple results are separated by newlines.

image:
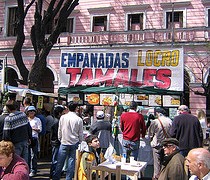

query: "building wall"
xmin=0 ymin=0 xmax=209 ymax=115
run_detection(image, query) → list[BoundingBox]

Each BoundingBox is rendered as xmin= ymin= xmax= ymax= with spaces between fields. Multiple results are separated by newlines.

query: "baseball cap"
xmin=27 ymin=106 xmax=36 ymax=112
xmin=96 ymin=111 xmax=105 ymax=119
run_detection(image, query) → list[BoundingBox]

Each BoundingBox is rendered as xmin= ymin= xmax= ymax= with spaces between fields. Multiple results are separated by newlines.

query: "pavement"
xmin=29 ymin=156 xmax=65 ymax=180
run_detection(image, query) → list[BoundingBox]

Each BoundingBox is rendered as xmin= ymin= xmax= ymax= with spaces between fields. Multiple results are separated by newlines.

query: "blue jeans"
xmin=50 ymin=145 xmax=59 ymax=177
xmin=53 ymin=142 xmax=79 ymax=180
xmin=14 ymin=140 xmax=29 ymax=165
xmin=122 ymin=139 xmax=140 ymax=161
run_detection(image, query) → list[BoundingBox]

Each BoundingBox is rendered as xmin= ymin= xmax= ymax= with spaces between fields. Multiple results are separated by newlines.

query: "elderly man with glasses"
xmin=158 ymin=138 xmax=188 ymax=180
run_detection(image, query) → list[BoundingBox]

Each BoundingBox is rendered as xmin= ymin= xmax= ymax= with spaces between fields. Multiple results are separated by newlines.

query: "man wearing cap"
xmin=53 ymin=102 xmax=83 ymax=180
xmin=120 ymin=101 xmax=146 ymax=161
xmin=3 ymin=100 xmax=32 ymax=164
xmin=89 ymin=110 xmax=112 ymax=154
xmin=169 ymin=105 xmax=203 ymax=157
xmin=186 ymin=148 xmax=210 ymax=180
xmin=158 ymin=138 xmax=188 ymax=180
xmin=148 ymin=107 xmax=172 ymax=179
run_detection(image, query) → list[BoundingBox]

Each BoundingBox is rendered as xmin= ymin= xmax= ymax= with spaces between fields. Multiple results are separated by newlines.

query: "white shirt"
xmin=58 ymin=111 xmax=83 ymax=145
xmin=199 ymin=118 xmax=207 ymax=139
xmin=189 ymin=172 xmax=210 ymax=180
xmin=29 ymin=116 xmax=42 ymax=138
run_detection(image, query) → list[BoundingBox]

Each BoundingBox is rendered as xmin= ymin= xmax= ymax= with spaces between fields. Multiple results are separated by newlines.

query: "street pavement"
xmin=30 ymin=157 xmax=65 ymax=180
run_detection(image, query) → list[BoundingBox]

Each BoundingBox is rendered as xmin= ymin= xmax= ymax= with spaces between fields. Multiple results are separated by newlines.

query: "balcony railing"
xmin=1 ymin=27 xmax=210 ymax=48
xmin=57 ymin=27 xmax=210 ymax=46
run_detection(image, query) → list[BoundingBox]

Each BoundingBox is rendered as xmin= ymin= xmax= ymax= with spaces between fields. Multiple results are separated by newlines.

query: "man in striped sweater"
xmin=3 ymin=100 xmax=32 ymax=164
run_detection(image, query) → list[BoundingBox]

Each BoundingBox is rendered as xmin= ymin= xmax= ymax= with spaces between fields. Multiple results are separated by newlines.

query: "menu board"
xmin=119 ymin=94 xmax=134 ymax=106
xmin=134 ymin=94 xmax=149 ymax=106
xmin=84 ymin=93 xmax=100 ymax=105
xmin=68 ymin=94 xmax=83 ymax=104
xmin=163 ymin=95 xmax=180 ymax=107
xmin=100 ymin=94 xmax=115 ymax=106
xmin=149 ymin=95 xmax=162 ymax=106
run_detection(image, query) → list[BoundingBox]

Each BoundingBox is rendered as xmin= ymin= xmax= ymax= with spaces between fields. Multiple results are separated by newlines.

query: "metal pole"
xmin=171 ymin=2 xmax=175 ymax=47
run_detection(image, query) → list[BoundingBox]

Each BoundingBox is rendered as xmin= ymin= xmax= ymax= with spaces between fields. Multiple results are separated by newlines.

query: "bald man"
xmin=186 ymin=148 xmax=210 ymax=180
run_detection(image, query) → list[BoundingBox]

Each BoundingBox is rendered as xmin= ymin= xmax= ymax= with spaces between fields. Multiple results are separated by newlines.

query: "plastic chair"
xmin=74 ymin=149 xmax=83 ymax=180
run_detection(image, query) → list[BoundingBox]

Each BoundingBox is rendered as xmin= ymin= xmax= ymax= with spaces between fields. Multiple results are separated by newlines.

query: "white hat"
xmin=96 ymin=111 xmax=105 ymax=119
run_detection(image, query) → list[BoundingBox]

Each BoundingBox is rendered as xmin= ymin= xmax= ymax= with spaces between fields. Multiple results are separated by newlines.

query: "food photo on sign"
xmin=148 ymin=95 xmax=162 ymax=106
xmin=67 ymin=94 xmax=83 ymax=104
xmin=119 ymin=94 xmax=133 ymax=106
xmin=134 ymin=94 xmax=149 ymax=106
xmin=100 ymin=94 xmax=115 ymax=106
xmin=85 ymin=93 xmax=100 ymax=105
xmin=163 ymin=95 xmax=180 ymax=107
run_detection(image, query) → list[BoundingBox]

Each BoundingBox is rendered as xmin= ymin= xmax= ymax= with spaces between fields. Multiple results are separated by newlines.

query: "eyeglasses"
xmin=163 ymin=144 xmax=174 ymax=149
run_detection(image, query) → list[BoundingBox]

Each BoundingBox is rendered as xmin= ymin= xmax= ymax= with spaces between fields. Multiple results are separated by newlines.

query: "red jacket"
xmin=0 ymin=154 xmax=29 ymax=180
xmin=120 ymin=112 xmax=146 ymax=141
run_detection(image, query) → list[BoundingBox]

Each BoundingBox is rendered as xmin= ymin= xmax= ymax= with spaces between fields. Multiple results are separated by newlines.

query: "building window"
xmin=62 ymin=18 xmax=74 ymax=33
xmin=92 ymin=16 xmax=107 ymax=32
xmin=7 ymin=7 xmax=18 ymax=36
xmin=127 ymin=13 xmax=143 ymax=30
xmin=208 ymin=9 xmax=210 ymax=27
xmin=166 ymin=11 xmax=183 ymax=29
xmin=46 ymin=17 xmax=74 ymax=34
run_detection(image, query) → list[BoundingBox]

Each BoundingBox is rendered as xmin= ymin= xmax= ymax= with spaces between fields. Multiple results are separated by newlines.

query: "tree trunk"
xmin=28 ymin=55 xmax=47 ymax=90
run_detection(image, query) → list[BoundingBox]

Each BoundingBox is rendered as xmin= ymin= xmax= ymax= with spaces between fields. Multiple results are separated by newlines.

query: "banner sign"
xmin=60 ymin=47 xmax=184 ymax=91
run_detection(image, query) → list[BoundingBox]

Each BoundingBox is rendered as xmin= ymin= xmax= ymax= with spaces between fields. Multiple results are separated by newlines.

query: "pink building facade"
xmin=0 ymin=0 xmax=209 ymax=115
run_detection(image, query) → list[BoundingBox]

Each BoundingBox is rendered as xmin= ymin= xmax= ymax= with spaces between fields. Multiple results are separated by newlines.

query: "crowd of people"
xmin=0 ymin=97 xmax=209 ymax=180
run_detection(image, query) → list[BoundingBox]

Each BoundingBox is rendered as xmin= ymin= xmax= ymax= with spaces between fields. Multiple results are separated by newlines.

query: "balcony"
xmin=57 ymin=27 xmax=210 ymax=46
xmin=0 ymin=27 xmax=210 ymax=49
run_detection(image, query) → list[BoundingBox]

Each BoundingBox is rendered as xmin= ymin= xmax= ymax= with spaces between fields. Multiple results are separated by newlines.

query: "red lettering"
xmin=95 ymin=69 xmax=114 ymax=86
xmin=77 ymin=69 xmax=93 ymax=85
xmin=155 ymin=69 xmax=171 ymax=89
xmin=66 ymin=68 xmax=81 ymax=86
xmin=114 ymin=69 xmax=129 ymax=86
xmin=130 ymin=69 xmax=143 ymax=87
xmin=143 ymin=69 xmax=156 ymax=86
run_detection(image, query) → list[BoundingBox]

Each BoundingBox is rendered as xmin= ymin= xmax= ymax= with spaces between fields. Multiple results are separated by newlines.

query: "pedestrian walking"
xmin=120 ymin=101 xmax=146 ymax=161
xmin=169 ymin=105 xmax=203 ymax=157
xmin=53 ymin=102 xmax=83 ymax=180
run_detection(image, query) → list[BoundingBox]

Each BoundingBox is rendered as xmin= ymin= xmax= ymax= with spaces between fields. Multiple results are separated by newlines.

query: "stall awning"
xmin=58 ymin=86 xmax=182 ymax=95
xmin=6 ymin=85 xmax=58 ymax=98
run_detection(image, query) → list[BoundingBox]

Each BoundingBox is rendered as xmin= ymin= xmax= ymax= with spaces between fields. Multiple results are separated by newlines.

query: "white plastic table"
xmin=98 ymin=160 xmax=148 ymax=180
